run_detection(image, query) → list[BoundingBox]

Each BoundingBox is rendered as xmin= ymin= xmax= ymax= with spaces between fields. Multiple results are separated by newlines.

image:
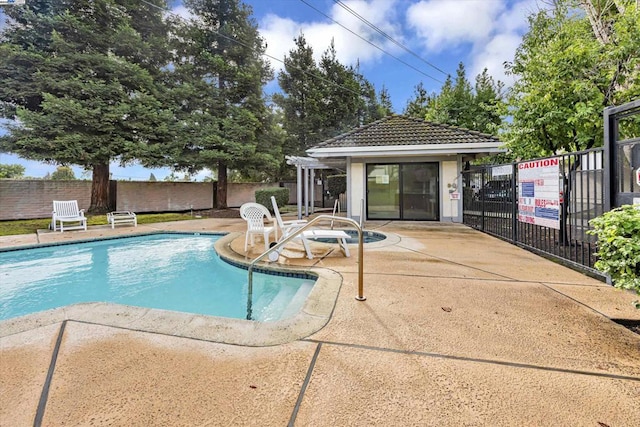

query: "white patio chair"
xmin=270 ymin=196 xmax=308 ymax=238
xmin=52 ymin=200 xmax=87 ymax=232
xmin=269 ymin=196 xmax=350 ymax=260
xmin=240 ymin=202 xmax=276 ymax=252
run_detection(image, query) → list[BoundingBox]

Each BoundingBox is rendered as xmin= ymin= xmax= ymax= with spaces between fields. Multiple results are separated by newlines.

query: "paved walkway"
xmin=1 ymin=219 xmax=639 ymax=426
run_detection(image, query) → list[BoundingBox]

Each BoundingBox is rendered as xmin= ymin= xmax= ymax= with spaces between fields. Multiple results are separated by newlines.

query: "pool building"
xmin=292 ymin=115 xmax=504 ymax=222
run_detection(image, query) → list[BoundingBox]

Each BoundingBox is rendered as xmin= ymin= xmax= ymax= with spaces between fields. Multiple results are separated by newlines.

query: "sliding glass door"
xmin=366 ymin=163 xmax=439 ymax=220
xmin=366 ymin=164 xmax=400 ymax=219
xmin=401 ymin=163 xmax=439 ymax=220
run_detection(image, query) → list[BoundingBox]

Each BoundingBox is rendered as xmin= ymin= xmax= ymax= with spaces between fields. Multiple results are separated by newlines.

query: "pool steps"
xmin=252 ymin=280 xmax=314 ymax=321
xmin=278 ymin=281 xmax=315 ymax=320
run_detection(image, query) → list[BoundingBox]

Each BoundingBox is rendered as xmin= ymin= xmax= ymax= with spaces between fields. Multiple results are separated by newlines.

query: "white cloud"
xmin=407 ymin=0 xmax=503 ymax=51
xmin=469 ymin=0 xmax=538 ymax=87
xmin=407 ymin=0 xmax=538 ymax=88
xmin=260 ymin=14 xmax=301 ymax=72
xmin=470 ymin=33 xmax=522 ymax=88
xmin=496 ymin=0 xmax=537 ymax=34
xmin=259 ymin=0 xmax=404 ymax=73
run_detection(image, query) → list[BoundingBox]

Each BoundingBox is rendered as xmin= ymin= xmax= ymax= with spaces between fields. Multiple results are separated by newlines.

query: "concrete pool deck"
xmin=1 ymin=217 xmax=639 ymax=425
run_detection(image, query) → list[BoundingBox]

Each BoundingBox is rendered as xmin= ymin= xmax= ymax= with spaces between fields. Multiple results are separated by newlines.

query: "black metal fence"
xmin=462 ymin=148 xmax=605 ymax=276
xmin=604 ymin=99 xmax=640 ymax=208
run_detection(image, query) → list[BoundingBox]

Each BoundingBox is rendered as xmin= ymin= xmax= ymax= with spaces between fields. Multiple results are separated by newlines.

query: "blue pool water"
xmin=0 ymin=234 xmax=314 ymax=322
xmin=313 ymin=229 xmax=386 ymax=244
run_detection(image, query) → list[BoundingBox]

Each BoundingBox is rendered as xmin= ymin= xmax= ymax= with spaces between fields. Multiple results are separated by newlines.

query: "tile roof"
xmin=310 ymin=115 xmax=501 ymax=149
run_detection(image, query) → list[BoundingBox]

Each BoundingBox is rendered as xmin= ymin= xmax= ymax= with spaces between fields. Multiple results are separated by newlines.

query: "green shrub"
xmin=255 ymin=187 xmax=289 ymax=212
xmin=588 ymin=205 xmax=640 ymax=298
xmin=327 ymin=174 xmax=346 ymax=198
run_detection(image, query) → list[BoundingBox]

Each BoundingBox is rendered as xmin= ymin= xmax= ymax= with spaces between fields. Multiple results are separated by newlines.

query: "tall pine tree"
xmin=0 ymin=0 xmax=172 ymax=212
xmin=166 ymin=0 xmax=274 ymax=207
xmin=273 ymin=34 xmax=325 ymax=157
xmin=274 ymin=35 xmax=388 ymax=160
xmin=405 ymin=63 xmax=504 ymax=136
xmin=318 ymin=40 xmax=363 ymax=138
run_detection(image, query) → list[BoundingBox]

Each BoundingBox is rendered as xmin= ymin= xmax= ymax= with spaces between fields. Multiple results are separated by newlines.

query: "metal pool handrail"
xmin=246 ymin=215 xmax=366 ymax=320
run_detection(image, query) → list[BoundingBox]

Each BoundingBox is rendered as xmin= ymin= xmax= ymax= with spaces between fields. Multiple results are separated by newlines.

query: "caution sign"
xmin=518 ymin=159 xmax=561 ymax=229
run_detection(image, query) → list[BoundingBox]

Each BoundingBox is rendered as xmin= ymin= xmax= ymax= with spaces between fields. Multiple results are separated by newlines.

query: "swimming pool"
xmin=312 ymin=229 xmax=387 ymax=244
xmin=0 ymin=233 xmax=315 ymax=323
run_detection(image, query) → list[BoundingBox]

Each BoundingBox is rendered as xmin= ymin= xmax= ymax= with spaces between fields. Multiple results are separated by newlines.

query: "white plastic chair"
xmin=52 ymin=200 xmax=87 ymax=232
xmin=240 ymin=202 xmax=276 ymax=252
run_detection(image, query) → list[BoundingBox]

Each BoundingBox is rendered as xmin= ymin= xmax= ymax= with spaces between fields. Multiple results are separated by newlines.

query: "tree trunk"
xmin=579 ymin=0 xmax=638 ymax=97
xmin=216 ymin=160 xmax=228 ymax=209
xmin=579 ymin=0 xmax=612 ymax=46
xmin=89 ymin=163 xmax=110 ymax=214
xmin=612 ymin=0 xmax=626 ymax=14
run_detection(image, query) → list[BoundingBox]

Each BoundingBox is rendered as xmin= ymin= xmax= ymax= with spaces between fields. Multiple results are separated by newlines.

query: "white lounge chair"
xmin=240 ymin=202 xmax=276 ymax=252
xmin=52 ymin=200 xmax=87 ymax=232
xmin=270 ymin=196 xmax=350 ymax=260
xmin=270 ymin=196 xmax=308 ymax=238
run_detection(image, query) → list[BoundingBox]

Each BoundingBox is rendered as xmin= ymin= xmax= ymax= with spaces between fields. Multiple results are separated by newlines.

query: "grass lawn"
xmin=0 ymin=213 xmax=195 ymax=237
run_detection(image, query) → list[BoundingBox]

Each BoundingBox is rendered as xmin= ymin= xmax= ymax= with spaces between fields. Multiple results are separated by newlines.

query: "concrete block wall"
xmin=0 ymin=180 xmax=92 ymax=220
xmin=116 ymin=181 xmax=214 ymax=213
xmin=0 ymin=180 xmax=302 ymax=220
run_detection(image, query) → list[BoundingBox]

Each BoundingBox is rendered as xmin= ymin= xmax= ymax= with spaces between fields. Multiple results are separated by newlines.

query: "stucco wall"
xmin=349 ymin=162 xmax=365 ymax=220
xmin=441 ymin=160 xmax=461 ymax=221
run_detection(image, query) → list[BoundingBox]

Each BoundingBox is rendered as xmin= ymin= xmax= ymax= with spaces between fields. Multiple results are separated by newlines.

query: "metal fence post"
xmin=511 ymin=163 xmax=517 ymax=244
xmin=481 ymin=169 xmax=485 ymax=231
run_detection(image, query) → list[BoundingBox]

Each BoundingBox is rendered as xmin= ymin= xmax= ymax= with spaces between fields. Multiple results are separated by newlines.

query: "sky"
xmin=0 ymin=0 xmax=540 ymax=180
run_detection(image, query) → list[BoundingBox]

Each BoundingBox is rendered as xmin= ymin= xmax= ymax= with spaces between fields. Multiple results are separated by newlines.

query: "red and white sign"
xmin=636 ymin=167 xmax=640 ymax=187
xmin=518 ymin=158 xmax=561 ymax=229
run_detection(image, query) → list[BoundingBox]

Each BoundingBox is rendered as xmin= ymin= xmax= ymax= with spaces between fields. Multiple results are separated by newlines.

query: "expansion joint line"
xmin=288 ymin=342 xmax=322 ymax=426
xmin=302 ymin=339 xmax=640 ymax=383
xmin=396 ymin=243 xmax=618 ymax=322
xmin=396 ymin=243 xmax=516 ymax=281
xmin=34 ymin=320 xmax=67 ymax=427
xmin=539 ymin=282 xmax=610 ymax=319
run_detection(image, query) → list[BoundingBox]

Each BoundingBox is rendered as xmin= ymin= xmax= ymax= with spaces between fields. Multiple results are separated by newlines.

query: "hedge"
xmin=327 ymin=174 xmax=346 ymax=198
xmin=588 ymin=204 xmax=640 ymax=298
xmin=255 ymin=187 xmax=289 ymax=212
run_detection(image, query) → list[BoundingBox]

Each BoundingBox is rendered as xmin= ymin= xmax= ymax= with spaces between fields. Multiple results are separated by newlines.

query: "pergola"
xmin=285 ymin=155 xmax=345 ymax=219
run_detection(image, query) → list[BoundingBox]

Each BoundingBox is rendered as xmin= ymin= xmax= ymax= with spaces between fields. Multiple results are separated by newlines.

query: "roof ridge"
xmin=395 ymin=115 xmax=500 ymax=140
xmin=308 ymin=114 xmax=503 ymax=152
